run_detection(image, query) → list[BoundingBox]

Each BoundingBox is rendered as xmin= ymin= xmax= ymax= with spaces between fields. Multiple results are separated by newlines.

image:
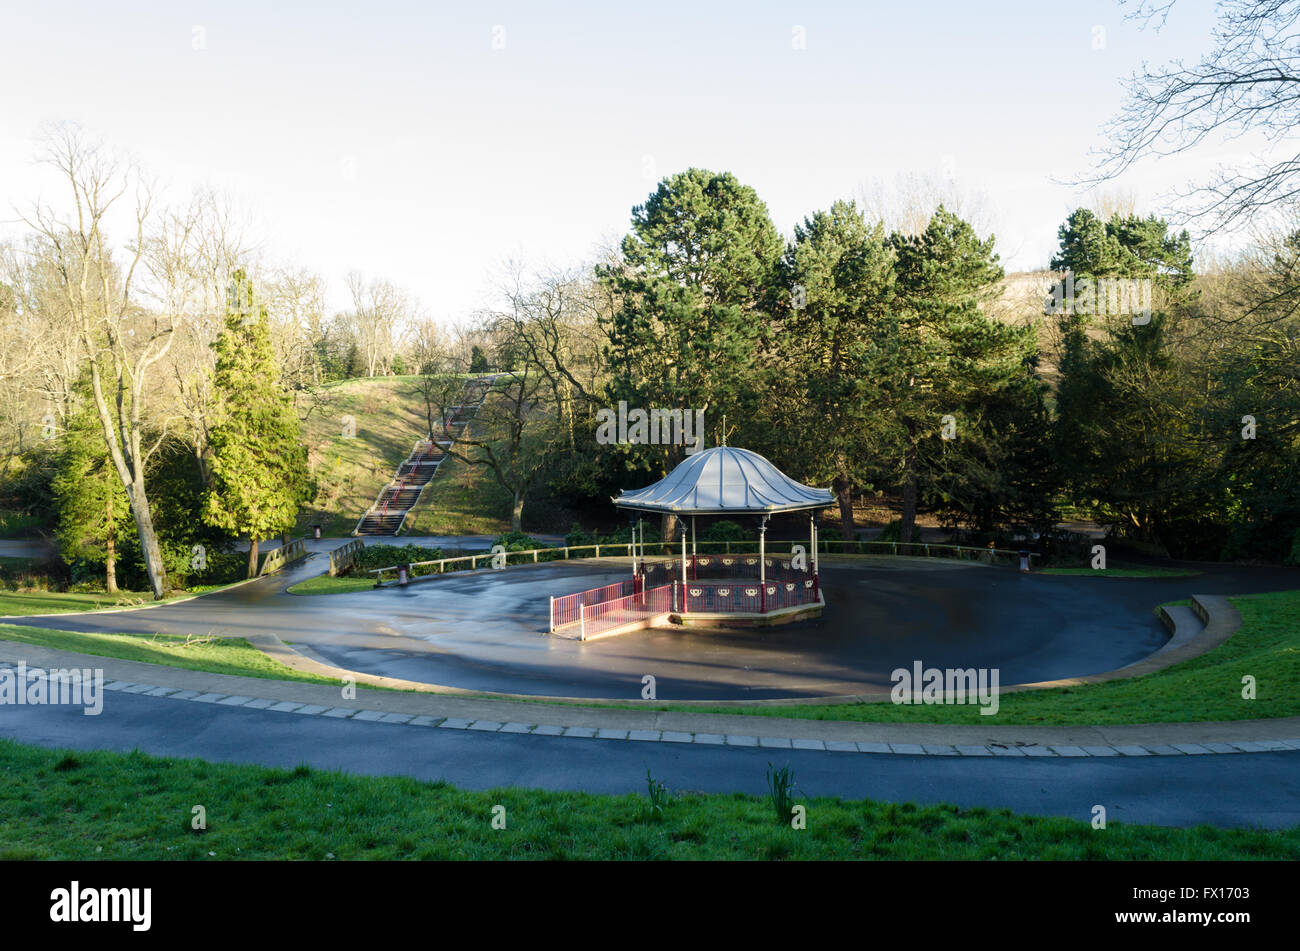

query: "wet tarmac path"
xmin=13 ymin=544 xmax=1299 ymax=701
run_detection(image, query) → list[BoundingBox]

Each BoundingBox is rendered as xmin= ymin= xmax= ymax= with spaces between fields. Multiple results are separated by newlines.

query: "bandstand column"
xmin=759 ymin=514 xmax=768 ymax=613
xmin=681 ymin=521 xmax=689 ymax=614
xmin=681 ymin=527 xmax=687 ymax=588
xmin=691 ymin=516 xmax=697 ymax=579
xmin=812 ymin=515 xmax=819 ymax=597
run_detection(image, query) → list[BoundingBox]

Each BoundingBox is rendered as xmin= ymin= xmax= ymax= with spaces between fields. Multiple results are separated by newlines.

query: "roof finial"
xmin=721 ymin=414 xmax=726 ymax=447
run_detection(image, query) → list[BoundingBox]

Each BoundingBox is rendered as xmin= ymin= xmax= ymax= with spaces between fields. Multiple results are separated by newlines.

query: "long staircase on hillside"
xmin=353 ymin=375 xmax=498 ymax=536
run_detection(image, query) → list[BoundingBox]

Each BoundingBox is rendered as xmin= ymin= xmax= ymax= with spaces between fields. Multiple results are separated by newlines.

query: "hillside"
xmin=295 ymin=377 xmax=431 ymax=535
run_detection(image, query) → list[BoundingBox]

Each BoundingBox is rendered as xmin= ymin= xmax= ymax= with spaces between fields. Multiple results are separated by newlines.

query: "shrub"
xmin=494 ymin=531 xmax=540 ymax=552
xmin=346 ymin=544 xmax=443 ymax=576
xmin=1286 ymin=528 xmax=1300 ymax=567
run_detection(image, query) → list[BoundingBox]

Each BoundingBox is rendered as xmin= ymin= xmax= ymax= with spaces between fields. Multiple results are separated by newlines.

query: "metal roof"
xmin=612 ymin=447 xmax=835 ymax=515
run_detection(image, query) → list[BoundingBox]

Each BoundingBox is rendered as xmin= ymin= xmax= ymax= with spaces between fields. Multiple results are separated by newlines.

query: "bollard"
xmin=313 ymin=524 xmax=321 ymax=540
xmin=1019 ymin=549 xmax=1030 ymax=573
xmin=398 ymin=564 xmax=409 ymax=586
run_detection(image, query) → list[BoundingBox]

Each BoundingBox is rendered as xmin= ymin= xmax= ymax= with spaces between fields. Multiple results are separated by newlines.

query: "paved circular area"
xmin=16 ymin=550 xmax=1300 ymax=701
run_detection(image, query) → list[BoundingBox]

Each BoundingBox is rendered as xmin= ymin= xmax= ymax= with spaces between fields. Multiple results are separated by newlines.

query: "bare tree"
xmin=20 ymin=124 xmax=174 ymax=597
xmin=493 ymin=259 xmax=607 ymax=447
xmin=420 ymin=303 xmax=567 ymax=533
xmin=263 ymin=265 xmax=327 ymax=394
xmin=344 ymin=271 xmax=413 ymax=377
xmin=1086 ymin=0 xmax=1300 ymax=234
xmin=858 ymin=171 xmax=997 ymax=238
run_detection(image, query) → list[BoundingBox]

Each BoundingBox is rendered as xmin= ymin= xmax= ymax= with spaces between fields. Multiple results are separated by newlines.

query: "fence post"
xmin=580 ymin=603 xmax=586 ymax=641
xmin=534 ymin=550 xmax=538 ymax=563
xmin=595 ymin=544 xmax=600 ymax=558
xmin=564 ymin=547 xmax=569 ymax=559
xmin=549 ymin=595 xmax=554 ymax=633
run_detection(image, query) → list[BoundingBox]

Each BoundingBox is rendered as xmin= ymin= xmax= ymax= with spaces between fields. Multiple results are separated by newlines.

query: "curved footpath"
xmin=2 ymin=639 xmax=1298 ymax=757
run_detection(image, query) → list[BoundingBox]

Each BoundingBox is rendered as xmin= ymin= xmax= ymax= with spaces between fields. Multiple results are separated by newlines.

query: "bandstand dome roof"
xmin=612 ymin=446 xmax=835 ymax=516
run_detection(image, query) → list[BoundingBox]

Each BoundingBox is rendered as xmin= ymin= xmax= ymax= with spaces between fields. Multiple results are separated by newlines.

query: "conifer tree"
xmin=775 ymin=200 xmax=897 ymax=539
xmin=53 ymin=382 xmax=134 ymax=592
xmin=203 ymin=271 xmax=312 ymax=578
xmin=600 ymin=169 xmax=782 ymax=454
xmin=1050 ymin=208 xmax=1197 ymax=543
xmin=886 ymin=206 xmax=1044 ymax=541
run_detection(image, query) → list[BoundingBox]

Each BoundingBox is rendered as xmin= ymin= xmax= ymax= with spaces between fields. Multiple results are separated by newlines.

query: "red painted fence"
xmin=578 ymin=583 xmax=673 ymax=640
xmin=550 ymin=579 xmax=637 ymax=632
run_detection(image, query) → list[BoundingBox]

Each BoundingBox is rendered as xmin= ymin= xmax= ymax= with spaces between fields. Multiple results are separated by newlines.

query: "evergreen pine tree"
xmin=886 ymin=206 xmax=1049 ymax=541
xmin=775 ymin=200 xmax=897 ymax=539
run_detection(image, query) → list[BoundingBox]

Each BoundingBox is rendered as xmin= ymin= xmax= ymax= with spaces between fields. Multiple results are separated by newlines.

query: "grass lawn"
xmin=572 ymin=590 xmax=1300 ymax=726
xmin=0 ymin=582 xmax=241 ymax=617
xmin=405 ymin=439 xmax=513 ymax=536
xmin=0 ymin=624 xmax=341 ymax=686
xmin=0 ymin=511 xmax=42 ymax=538
xmin=1 ymin=740 xmax=1293 ymax=860
xmin=288 ymin=574 xmax=376 ymax=595
xmin=295 ymin=377 xmax=433 ymax=537
xmin=1039 ymin=562 xmax=1203 ymax=578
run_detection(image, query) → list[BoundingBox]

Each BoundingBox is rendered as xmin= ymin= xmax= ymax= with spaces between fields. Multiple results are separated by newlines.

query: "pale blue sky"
xmin=0 ymin=0 xmax=1248 ymax=320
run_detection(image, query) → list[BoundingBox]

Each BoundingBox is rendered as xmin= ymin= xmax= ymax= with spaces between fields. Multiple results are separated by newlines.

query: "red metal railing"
xmin=641 ymin=554 xmax=808 ymax=584
xmin=680 ymin=578 xmax=819 ymax=613
xmin=550 ymin=578 xmax=637 ymax=631
xmin=579 ymin=583 xmax=673 ymax=639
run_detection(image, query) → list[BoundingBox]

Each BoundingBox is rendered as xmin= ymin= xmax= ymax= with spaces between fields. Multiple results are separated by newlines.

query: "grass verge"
xmin=1 ymin=740 xmax=1294 ymax=859
xmin=0 ymin=583 xmax=241 ymax=617
xmin=1039 ymin=562 xmax=1203 ymax=577
xmin=0 ymin=624 xmax=340 ymax=686
xmin=288 ymin=575 xmax=376 ymax=595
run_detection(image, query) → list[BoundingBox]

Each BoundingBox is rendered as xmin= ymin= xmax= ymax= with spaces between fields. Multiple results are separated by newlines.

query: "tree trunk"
xmin=900 ymin=419 xmax=919 ymax=544
xmin=833 ymin=475 xmax=854 ymax=541
xmin=901 ymin=473 xmax=918 ymax=545
xmin=105 ymin=535 xmax=118 ymax=595
xmin=511 ymin=492 xmax=523 ymax=533
xmin=128 ymin=478 xmax=170 ymax=599
xmin=248 ymin=538 xmax=260 ymax=580
xmin=662 ymin=513 xmax=678 ymax=547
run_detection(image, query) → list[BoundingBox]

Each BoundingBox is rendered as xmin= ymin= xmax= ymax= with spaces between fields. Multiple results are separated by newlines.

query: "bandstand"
xmin=550 ymin=447 xmax=834 ymax=639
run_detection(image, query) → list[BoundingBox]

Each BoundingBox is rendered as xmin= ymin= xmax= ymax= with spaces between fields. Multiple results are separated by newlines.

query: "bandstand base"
xmin=667 ymin=597 xmax=824 ymax=629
